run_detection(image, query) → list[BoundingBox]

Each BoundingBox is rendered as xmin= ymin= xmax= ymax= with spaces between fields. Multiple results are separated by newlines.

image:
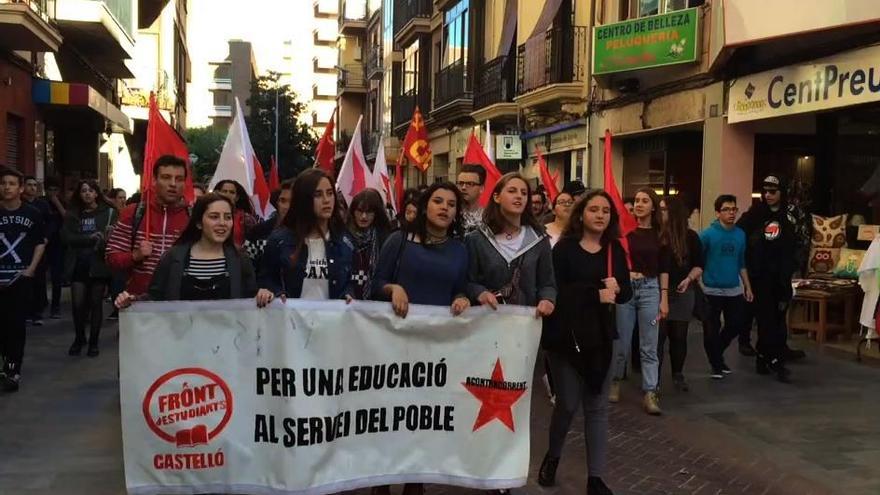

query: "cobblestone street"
xmin=1 ymin=310 xmax=877 ymax=495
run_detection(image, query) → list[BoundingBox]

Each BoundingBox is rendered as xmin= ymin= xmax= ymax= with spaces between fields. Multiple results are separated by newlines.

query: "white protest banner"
xmin=120 ymin=299 xmax=542 ymax=495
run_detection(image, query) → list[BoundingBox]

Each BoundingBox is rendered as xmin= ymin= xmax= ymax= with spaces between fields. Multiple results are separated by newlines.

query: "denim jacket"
xmin=259 ymin=226 xmax=354 ymax=299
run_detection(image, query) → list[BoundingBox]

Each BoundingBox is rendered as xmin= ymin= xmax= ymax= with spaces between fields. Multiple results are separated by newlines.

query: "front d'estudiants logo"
xmin=142 ymin=368 xmax=233 ymax=447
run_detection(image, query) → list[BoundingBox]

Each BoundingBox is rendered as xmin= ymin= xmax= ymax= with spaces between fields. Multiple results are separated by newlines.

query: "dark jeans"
xmin=740 ymin=302 xmax=754 ymax=346
xmin=1 ymin=276 xmax=31 ymax=372
xmin=659 ymin=320 xmax=689 ymax=375
xmin=753 ymin=278 xmax=790 ymax=362
xmin=71 ymin=279 xmax=108 ymax=346
xmin=44 ymin=240 xmax=64 ymax=314
xmin=547 ymin=352 xmax=610 ymax=477
xmin=702 ymin=294 xmax=746 ymax=370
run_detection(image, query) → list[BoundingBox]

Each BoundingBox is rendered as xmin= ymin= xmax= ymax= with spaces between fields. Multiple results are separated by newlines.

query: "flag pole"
xmin=274 ymin=83 xmax=279 ymax=170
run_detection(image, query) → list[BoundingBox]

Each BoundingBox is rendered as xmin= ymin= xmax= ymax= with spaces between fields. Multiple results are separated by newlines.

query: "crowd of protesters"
xmin=0 ymin=153 xmax=808 ymax=494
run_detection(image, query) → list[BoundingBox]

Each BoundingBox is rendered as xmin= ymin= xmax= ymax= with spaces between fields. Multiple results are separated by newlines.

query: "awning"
xmin=32 ymin=78 xmax=132 ymax=134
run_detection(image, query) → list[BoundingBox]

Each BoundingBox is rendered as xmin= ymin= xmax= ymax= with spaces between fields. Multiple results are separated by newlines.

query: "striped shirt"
xmin=185 ymin=258 xmax=226 ymax=280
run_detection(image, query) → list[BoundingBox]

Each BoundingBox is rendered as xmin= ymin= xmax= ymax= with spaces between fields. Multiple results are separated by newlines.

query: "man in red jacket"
xmin=106 ymin=155 xmax=190 ymax=296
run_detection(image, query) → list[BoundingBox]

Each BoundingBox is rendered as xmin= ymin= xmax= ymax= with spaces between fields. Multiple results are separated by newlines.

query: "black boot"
xmin=756 ymin=354 xmax=770 ymax=375
xmin=68 ymin=340 xmax=86 ymax=356
xmin=537 ymin=452 xmax=560 ymax=487
xmin=587 ymin=476 xmax=614 ymax=495
xmin=768 ymin=358 xmax=792 ymax=383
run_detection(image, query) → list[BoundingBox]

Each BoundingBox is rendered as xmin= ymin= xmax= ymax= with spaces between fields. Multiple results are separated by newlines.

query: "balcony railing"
xmin=392 ymin=91 xmax=417 ymax=129
xmin=1 ymin=0 xmax=53 ymax=23
xmin=338 ymin=63 xmax=367 ymax=92
xmin=517 ymin=26 xmax=588 ymax=95
xmin=434 ymin=58 xmax=470 ymax=108
xmin=473 ymin=55 xmax=515 ymax=110
xmin=392 ymin=0 xmax=431 ymax=35
xmin=366 ymin=45 xmax=383 ymax=80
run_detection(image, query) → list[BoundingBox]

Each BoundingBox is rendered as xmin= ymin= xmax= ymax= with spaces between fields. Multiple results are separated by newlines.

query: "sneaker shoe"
xmin=643 ymin=391 xmax=662 ymax=415
xmin=756 ymin=355 xmax=771 ymax=375
xmin=68 ymin=340 xmax=85 ymax=356
xmin=739 ymin=343 xmax=757 ymax=356
xmin=710 ymin=368 xmax=725 ymax=380
xmin=768 ymin=358 xmax=792 ymax=384
xmin=587 ymin=476 xmax=614 ymax=495
xmin=86 ymin=345 xmax=100 ymax=357
xmin=107 ymin=309 xmax=119 ymax=321
xmin=2 ymin=373 xmax=20 ymax=392
xmin=537 ymin=452 xmax=560 ymax=487
xmin=672 ymin=373 xmax=689 ymax=392
xmin=720 ymin=363 xmax=733 ymax=375
xmin=31 ymin=318 xmax=43 ymax=327
xmin=608 ymin=380 xmax=620 ymax=403
xmin=49 ymin=309 xmax=62 ymax=319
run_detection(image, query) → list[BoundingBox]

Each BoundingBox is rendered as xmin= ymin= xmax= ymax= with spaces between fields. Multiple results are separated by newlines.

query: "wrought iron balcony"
xmin=473 ymin=55 xmax=515 ymax=111
xmin=516 ymin=26 xmax=588 ymax=95
xmin=392 ymin=90 xmax=417 ymax=130
xmin=338 ymin=64 xmax=367 ymax=94
xmin=434 ymin=59 xmax=470 ymax=108
xmin=366 ymin=45 xmax=383 ymax=80
xmin=393 ymin=0 xmax=431 ymax=46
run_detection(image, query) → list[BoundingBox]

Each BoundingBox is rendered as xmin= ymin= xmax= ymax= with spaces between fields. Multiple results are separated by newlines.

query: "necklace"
xmin=504 ymin=226 xmax=522 ymax=240
xmin=426 ymin=233 xmax=448 ymax=244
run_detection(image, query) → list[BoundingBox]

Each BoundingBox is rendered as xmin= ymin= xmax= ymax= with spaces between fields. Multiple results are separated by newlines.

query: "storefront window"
xmin=636 ymin=0 xmax=695 ymax=17
xmin=622 ymin=133 xmax=702 ymax=210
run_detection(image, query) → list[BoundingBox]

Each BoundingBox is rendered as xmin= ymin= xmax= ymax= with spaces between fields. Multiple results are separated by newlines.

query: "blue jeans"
xmin=614 ymin=277 xmax=660 ymax=392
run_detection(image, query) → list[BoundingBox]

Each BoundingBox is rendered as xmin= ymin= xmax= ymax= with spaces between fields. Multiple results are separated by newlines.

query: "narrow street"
xmin=1 ymin=307 xmax=877 ymax=495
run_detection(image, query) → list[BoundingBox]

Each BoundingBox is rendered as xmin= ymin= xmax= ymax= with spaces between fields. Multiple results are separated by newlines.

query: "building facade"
xmin=120 ymin=0 xmax=191 ymax=189
xmin=0 ymin=0 xmax=158 ymax=190
xmin=587 ymin=0 xmax=880 ymax=228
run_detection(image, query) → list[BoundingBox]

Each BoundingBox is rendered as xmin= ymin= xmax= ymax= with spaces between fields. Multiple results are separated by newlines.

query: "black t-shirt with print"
xmin=0 ymin=202 xmax=46 ymax=285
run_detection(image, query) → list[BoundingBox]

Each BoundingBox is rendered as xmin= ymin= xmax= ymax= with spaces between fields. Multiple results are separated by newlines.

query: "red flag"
xmin=143 ymin=93 xmax=193 ymax=235
xmin=604 ymin=129 xmax=638 ymax=274
xmin=268 ymin=155 xmax=280 ymax=191
xmin=394 ymin=152 xmax=405 ymax=212
xmin=463 ymin=134 xmax=501 ymax=207
xmin=402 ymin=106 xmax=431 ymax=172
xmin=314 ymin=108 xmax=337 ymax=178
xmin=536 ymin=145 xmax=559 ymax=204
xmin=251 ymin=156 xmax=271 ymax=214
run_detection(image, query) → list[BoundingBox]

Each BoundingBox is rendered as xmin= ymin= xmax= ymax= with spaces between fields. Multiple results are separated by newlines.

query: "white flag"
xmin=369 ymin=133 xmax=396 ymax=213
xmin=208 ymin=98 xmax=274 ymax=218
xmin=336 ymin=115 xmax=369 ymax=206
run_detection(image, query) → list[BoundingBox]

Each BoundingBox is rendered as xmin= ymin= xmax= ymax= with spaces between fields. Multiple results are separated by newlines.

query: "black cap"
xmin=762 ymin=175 xmax=782 ymax=190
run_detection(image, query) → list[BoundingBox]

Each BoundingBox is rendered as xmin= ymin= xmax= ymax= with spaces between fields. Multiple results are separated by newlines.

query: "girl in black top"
xmin=347 ymin=188 xmax=391 ymax=300
xmin=61 ymin=180 xmax=117 ymax=357
xmin=115 ymin=194 xmax=266 ymax=308
xmin=659 ymin=196 xmax=703 ymax=392
xmin=539 ymin=190 xmax=632 ymax=495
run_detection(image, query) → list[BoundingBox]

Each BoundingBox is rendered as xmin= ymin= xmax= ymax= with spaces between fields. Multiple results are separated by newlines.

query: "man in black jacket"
xmin=737 ymin=175 xmax=803 ymax=382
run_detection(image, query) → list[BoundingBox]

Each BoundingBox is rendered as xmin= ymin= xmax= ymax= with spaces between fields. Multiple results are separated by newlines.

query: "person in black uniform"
xmin=737 ymin=175 xmax=800 ymax=382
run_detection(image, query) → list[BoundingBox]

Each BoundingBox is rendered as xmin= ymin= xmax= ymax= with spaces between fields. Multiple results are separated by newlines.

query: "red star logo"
xmin=462 ymin=359 xmax=527 ymax=432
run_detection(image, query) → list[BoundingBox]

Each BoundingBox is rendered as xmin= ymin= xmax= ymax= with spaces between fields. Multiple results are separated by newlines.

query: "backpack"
xmin=129 ymin=201 xmax=192 ymax=246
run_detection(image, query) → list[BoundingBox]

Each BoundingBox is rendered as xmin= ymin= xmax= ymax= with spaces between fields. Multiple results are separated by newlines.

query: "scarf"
xmin=349 ymin=227 xmax=379 ymax=299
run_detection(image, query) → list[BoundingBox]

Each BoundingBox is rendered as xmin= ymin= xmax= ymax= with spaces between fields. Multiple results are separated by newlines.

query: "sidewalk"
xmin=1 ymin=310 xmax=877 ymax=495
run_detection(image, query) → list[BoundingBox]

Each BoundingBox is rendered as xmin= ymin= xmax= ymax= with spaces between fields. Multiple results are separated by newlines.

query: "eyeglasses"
xmin=719 ymin=207 xmax=739 ymax=213
xmin=456 ymin=181 xmax=481 ymax=189
xmin=555 ymin=200 xmax=574 ymax=207
xmin=763 ymin=189 xmax=779 ymax=195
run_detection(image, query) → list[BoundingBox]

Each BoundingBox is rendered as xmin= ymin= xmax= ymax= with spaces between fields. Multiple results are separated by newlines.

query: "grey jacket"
xmin=465 ymin=224 xmax=557 ymax=306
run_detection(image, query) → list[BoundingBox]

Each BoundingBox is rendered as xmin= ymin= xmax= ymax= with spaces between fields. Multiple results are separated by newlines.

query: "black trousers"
xmin=71 ymin=278 xmax=108 ymax=345
xmin=753 ymin=277 xmax=790 ymax=362
xmin=701 ymin=294 xmax=746 ymax=370
xmin=659 ymin=320 xmax=688 ymax=375
xmin=0 ymin=277 xmax=31 ymax=371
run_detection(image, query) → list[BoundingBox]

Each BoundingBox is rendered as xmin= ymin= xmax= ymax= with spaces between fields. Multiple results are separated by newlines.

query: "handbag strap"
xmin=390 ymin=232 xmax=409 ymax=283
